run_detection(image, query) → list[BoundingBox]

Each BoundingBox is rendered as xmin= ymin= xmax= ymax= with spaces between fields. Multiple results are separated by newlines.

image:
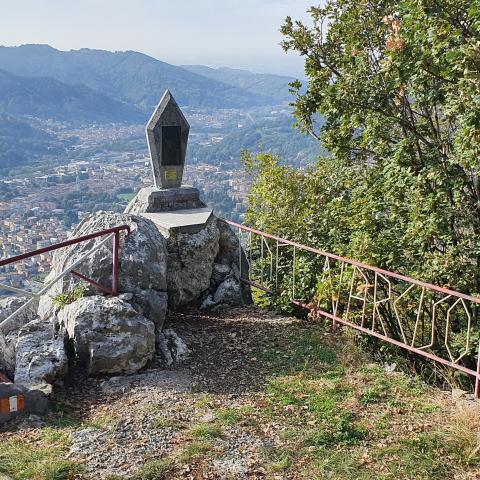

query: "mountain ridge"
xmin=0 ymin=44 xmax=279 ymax=110
xmin=0 ymin=68 xmax=145 ymax=122
xmin=181 ymin=64 xmax=296 ymax=103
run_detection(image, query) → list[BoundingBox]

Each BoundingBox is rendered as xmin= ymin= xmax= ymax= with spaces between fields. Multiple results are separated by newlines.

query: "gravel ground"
xmin=46 ymin=307 xmax=300 ymax=479
xmin=3 ymin=306 xmax=476 ymax=480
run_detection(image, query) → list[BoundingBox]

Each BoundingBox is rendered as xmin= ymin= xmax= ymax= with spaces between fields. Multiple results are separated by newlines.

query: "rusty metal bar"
xmin=0 ymin=225 xmax=131 ymax=332
xmin=0 ymin=225 xmax=131 ymax=268
xmin=112 ymin=230 xmax=121 ymax=295
xmin=223 ymin=219 xmax=480 ymax=304
xmin=293 ymin=300 xmax=480 ymax=382
xmin=71 ymin=271 xmax=114 ymax=296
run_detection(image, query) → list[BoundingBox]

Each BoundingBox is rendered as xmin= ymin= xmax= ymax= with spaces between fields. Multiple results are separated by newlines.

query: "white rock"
xmin=38 ymin=211 xmax=168 ymax=326
xmin=14 ymin=319 xmax=68 ymax=385
xmin=58 ymin=296 xmax=155 ymax=375
xmin=156 ymin=328 xmax=190 ymax=366
xmin=100 ymin=369 xmax=192 ymax=394
xmin=214 ymin=277 xmax=243 ymax=306
xmin=0 ymin=297 xmax=39 ymax=377
xmin=167 ymin=218 xmax=220 ymax=309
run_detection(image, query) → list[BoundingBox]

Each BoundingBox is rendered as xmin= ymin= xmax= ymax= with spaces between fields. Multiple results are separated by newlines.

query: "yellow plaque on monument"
xmin=165 ymin=170 xmax=177 ymax=181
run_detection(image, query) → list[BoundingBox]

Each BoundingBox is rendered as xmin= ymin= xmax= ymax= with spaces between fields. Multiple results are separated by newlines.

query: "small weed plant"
xmin=52 ymin=284 xmax=87 ymax=309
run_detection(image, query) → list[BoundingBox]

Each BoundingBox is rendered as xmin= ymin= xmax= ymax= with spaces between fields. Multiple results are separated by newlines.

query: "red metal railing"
xmin=224 ymin=219 xmax=480 ymax=397
xmin=0 ymin=224 xmax=131 ymax=299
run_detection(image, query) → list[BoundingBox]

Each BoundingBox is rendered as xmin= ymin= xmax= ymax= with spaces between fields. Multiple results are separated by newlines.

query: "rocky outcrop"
xmin=199 ymin=220 xmax=252 ymax=310
xmin=156 ymin=328 xmax=190 ymax=366
xmin=127 ymin=290 xmax=168 ymax=331
xmin=38 ymin=211 xmax=168 ymax=329
xmin=58 ymin=296 xmax=155 ymax=375
xmin=0 ymin=297 xmax=39 ymax=378
xmin=14 ymin=319 xmax=68 ymax=386
xmin=0 ymin=297 xmax=67 ymax=416
xmin=166 ymin=217 xmax=220 ymax=309
xmin=0 ymin=207 xmax=250 ymax=422
xmin=160 ymin=216 xmax=251 ymax=311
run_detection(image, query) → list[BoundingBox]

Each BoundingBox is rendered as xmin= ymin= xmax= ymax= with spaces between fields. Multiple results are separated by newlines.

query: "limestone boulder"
xmin=206 ymin=220 xmax=252 ymax=309
xmin=38 ymin=211 xmax=168 ymax=328
xmin=213 ymin=276 xmax=243 ymax=306
xmin=14 ymin=319 xmax=68 ymax=386
xmin=166 ymin=217 xmax=220 ymax=309
xmin=216 ymin=220 xmax=243 ymax=266
xmin=58 ymin=296 xmax=155 ymax=375
xmin=156 ymin=328 xmax=190 ymax=366
xmin=211 ymin=263 xmax=232 ymax=285
xmin=0 ymin=296 xmax=38 ymax=377
xmin=128 ymin=290 xmax=168 ymax=331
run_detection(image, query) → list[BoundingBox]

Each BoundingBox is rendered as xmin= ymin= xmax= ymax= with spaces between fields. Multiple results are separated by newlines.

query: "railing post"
xmin=292 ymin=245 xmax=296 ymax=300
xmin=475 ymin=338 xmax=480 ymax=399
xmin=238 ymin=228 xmax=242 ymax=279
xmin=112 ymin=230 xmax=120 ymax=296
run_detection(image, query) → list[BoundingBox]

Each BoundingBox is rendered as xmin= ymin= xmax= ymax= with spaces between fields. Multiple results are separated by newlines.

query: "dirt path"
xmin=62 ymin=307 xmax=299 ymax=479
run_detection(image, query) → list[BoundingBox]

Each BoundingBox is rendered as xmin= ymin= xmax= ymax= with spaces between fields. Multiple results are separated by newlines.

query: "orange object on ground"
xmin=0 ymin=394 xmax=25 ymax=414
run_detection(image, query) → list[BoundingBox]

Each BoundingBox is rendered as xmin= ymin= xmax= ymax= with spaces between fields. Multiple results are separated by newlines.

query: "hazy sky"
xmin=1 ymin=0 xmax=316 ymax=76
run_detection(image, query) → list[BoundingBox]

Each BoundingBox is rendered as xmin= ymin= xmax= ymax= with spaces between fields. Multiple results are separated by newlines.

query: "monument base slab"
xmin=140 ymin=208 xmax=213 ymax=235
xmin=125 ymin=186 xmax=206 ymax=214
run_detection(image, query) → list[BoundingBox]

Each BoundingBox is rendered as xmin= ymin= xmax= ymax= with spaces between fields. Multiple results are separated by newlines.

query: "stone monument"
xmin=125 ymin=90 xmax=212 ymax=233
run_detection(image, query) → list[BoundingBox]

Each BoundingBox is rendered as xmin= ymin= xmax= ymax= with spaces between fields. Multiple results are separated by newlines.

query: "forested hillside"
xmin=0 ymin=116 xmax=65 ymax=175
xmin=0 ymin=69 xmax=144 ymax=122
xmin=0 ymin=45 xmax=275 ymax=111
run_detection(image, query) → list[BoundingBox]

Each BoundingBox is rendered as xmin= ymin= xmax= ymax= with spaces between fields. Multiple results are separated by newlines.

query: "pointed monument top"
xmin=146 ymin=90 xmax=189 ymax=133
xmin=146 ymin=89 xmax=190 ymax=189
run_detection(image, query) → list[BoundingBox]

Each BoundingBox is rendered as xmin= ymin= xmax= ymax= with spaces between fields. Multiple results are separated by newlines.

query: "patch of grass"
xmin=189 ymin=423 xmax=222 ymax=440
xmin=267 ymin=375 xmax=349 ymax=414
xmin=85 ymin=413 xmax=119 ymax=431
xmin=0 ymin=429 xmax=82 ymax=480
xmin=442 ymin=402 xmax=480 ymax=466
xmin=153 ymin=416 xmax=182 ymax=429
xmin=45 ymin=398 xmax=81 ymax=428
xmin=359 ymin=385 xmax=385 ymax=405
xmin=215 ymin=408 xmax=242 ymax=426
xmin=178 ymin=440 xmax=213 ymax=464
xmin=310 ymin=447 xmax=368 ymax=479
xmin=303 ymin=412 xmax=366 ymax=448
xmin=132 ymin=458 xmax=174 ymax=480
xmin=195 ymin=393 xmax=214 ymax=408
xmin=374 ymin=433 xmax=452 ymax=479
xmin=140 ymin=402 xmax=162 ymax=414
xmin=416 ymin=403 xmax=441 ymax=414
xmin=257 ymin=324 xmax=472 ymax=479
xmin=263 ymin=447 xmax=292 ymax=473
xmin=262 ymin=327 xmax=339 ymax=374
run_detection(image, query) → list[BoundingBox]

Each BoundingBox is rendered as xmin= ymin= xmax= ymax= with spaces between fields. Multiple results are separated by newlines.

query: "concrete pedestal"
xmin=125 ymin=186 xmax=206 ymax=214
